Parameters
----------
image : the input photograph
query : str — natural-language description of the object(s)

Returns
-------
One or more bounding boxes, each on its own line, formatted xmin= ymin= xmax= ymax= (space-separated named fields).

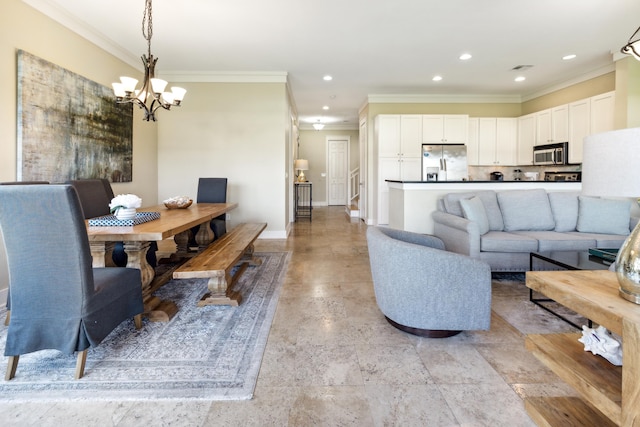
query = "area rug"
xmin=0 ymin=251 xmax=290 ymax=402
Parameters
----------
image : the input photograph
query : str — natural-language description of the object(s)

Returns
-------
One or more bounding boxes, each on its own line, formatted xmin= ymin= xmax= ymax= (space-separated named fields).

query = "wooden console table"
xmin=525 ymin=270 xmax=640 ymax=426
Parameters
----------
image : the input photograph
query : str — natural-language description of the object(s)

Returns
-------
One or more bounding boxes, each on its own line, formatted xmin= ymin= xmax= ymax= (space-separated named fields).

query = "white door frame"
xmin=359 ymin=118 xmax=368 ymax=222
xmin=326 ymin=136 xmax=350 ymax=206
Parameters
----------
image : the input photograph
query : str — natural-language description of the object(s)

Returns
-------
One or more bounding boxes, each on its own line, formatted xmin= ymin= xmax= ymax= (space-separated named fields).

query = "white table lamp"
xmin=582 ymin=127 xmax=640 ymax=303
xmin=294 ymin=159 xmax=309 ymax=182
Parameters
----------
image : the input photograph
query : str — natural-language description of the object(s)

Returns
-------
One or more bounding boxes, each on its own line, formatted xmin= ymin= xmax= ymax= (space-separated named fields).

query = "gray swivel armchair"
xmin=0 ymin=185 xmax=144 ymax=380
xmin=366 ymin=227 xmax=492 ymax=337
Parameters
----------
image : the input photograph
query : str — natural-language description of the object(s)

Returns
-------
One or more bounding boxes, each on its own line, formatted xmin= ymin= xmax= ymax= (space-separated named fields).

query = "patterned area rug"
xmin=0 ymin=251 xmax=290 ymax=401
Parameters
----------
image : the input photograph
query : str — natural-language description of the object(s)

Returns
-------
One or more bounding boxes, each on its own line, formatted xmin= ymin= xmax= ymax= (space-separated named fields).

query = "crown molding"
xmin=367 ymin=93 xmax=523 ymax=104
xmin=157 ymin=71 xmax=288 ymax=83
xmin=21 ymin=0 xmax=142 ymax=70
xmin=520 ymin=63 xmax=615 ymax=102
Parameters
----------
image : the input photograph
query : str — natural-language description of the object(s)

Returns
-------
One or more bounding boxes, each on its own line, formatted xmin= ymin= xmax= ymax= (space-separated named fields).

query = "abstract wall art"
xmin=17 ymin=50 xmax=133 ymax=183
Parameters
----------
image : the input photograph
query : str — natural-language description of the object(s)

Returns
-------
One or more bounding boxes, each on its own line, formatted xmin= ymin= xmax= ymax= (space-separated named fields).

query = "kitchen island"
xmin=387 ymin=180 xmax=582 ymax=234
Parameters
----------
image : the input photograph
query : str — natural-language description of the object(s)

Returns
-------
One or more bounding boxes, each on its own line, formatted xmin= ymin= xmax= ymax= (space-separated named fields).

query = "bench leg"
xmin=198 ymin=265 xmax=247 ymax=307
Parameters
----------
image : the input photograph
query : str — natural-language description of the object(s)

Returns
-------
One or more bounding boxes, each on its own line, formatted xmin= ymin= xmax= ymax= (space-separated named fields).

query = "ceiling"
xmin=23 ymin=0 xmax=640 ymax=129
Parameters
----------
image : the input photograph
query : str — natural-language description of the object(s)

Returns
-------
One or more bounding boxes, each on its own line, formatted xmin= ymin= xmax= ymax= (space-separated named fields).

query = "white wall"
xmin=157 ymin=82 xmax=291 ymax=238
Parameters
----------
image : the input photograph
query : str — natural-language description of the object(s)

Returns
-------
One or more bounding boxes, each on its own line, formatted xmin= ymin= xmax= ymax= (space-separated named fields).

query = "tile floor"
xmin=0 ymin=206 xmax=580 ymax=426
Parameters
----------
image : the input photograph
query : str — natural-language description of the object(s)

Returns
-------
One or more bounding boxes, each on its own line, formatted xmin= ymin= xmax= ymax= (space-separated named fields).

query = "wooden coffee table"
xmin=525 ymin=270 xmax=640 ymax=427
xmin=529 ymin=251 xmax=611 ymax=328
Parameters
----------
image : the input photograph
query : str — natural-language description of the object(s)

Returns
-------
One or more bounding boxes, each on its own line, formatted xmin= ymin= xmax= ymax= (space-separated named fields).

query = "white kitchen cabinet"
xmin=518 ymin=113 xmax=536 ymax=165
xmin=422 ymin=115 xmax=468 ymax=144
xmin=568 ymin=99 xmax=590 ymax=164
xmin=375 ymin=115 xmax=422 ymax=225
xmin=590 ymin=91 xmax=615 ymax=135
xmin=535 ymin=105 xmax=568 ymax=145
xmin=467 ymin=118 xmax=479 ymax=166
xmin=476 ymin=117 xmax=517 ymax=166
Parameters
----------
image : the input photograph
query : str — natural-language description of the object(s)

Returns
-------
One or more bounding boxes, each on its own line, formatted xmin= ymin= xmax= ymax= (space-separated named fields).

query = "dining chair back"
xmin=0 ymin=185 xmax=144 ymax=380
xmin=191 ymin=178 xmax=228 ymax=245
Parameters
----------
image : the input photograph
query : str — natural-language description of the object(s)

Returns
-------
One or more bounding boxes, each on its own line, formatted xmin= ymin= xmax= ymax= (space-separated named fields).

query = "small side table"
xmin=295 ymin=182 xmax=312 ymax=221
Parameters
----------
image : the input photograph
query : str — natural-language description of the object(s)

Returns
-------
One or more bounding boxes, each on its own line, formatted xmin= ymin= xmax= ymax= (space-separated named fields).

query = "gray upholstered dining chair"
xmin=0 ymin=185 xmax=144 ymax=380
xmin=366 ymin=226 xmax=492 ymax=338
xmin=190 ymin=177 xmax=228 ymax=247
xmin=67 ymin=179 xmax=157 ymax=268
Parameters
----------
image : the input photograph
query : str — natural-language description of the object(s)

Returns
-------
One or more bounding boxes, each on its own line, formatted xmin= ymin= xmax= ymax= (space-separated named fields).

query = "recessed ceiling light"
xmin=432 ymin=75 xmax=443 ymax=82
xmin=562 ymin=54 xmax=577 ymax=60
xmin=459 ymin=53 xmax=472 ymax=60
xmin=323 ymin=75 xmax=333 ymax=81
xmin=515 ymin=76 xmax=526 ymax=82
xmin=322 ymin=105 xmax=329 ymax=110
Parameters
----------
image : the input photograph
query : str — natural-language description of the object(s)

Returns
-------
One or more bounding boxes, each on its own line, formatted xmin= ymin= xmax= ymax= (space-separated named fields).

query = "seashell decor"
xmin=163 ymin=196 xmax=193 ymax=209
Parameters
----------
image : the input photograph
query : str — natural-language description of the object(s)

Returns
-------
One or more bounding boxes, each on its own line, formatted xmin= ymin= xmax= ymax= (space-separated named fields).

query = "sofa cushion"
xmin=548 ymin=191 xmax=580 ymax=232
xmin=443 ymin=190 xmax=504 ymax=231
xmin=460 ymin=196 xmax=490 ymax=235
xmin=480 ymin=231 xmax=538 ymax=253
xmin=513 ymin=231 xmax=596 ymax=252
xmin=497 ymin=189 xmax=555 ymax=232
xmin=576 ymin=196 xmax=631 ymax=235
xmin=562 ymin=231 xmax=628 ymax=248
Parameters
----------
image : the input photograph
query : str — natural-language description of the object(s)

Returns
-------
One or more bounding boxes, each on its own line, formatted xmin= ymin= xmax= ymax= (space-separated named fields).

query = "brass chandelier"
xmin=112 ymin=0 xmax=186 ymax=121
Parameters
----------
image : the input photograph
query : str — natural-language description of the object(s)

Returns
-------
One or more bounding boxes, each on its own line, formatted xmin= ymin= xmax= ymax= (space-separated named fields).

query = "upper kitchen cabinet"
xmin=377 ymin=115 xmax=401 ymax=157
xmin=517 ymin=113 xmax=536 ymax=165
xmin=467 ymin=118 xmax=479 ymax=166
xmin=568 ymin=91 xmax=615 ymax=164
xmin=535 ymin=105 xmax=568 ymax=145
xmin=590 ymin=91 xmax=615 ymax=135
xmin=477 ymin=118 xmax=517 ymax=166
xmin=399 ymin=115 xmax=423 ymax=157
xmin=422 ymin=115 xmax=468 ymax=144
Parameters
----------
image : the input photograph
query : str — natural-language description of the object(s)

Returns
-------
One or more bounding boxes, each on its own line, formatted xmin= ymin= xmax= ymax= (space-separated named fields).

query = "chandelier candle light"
xmin=112 ymin=0 xmax=186 ymax=121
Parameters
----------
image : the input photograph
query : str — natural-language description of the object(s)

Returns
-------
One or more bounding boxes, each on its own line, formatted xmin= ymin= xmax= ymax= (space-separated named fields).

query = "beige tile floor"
xmin=0 ymin=206 xmax=578 ymax=426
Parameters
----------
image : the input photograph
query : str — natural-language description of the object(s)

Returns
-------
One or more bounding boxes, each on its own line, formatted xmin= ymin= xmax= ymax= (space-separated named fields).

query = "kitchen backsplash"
xmin=468 ymin=164 xmax=582 ymax=181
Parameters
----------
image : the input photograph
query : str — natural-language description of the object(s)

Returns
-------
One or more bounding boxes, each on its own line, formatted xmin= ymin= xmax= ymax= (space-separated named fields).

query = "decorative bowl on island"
xmin=163 ymin=196 xmax=193 ymax=209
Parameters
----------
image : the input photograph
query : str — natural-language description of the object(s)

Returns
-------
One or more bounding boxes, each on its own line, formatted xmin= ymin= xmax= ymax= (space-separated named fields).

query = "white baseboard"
xmin=259 ymin=230 xmax=288 ymax=239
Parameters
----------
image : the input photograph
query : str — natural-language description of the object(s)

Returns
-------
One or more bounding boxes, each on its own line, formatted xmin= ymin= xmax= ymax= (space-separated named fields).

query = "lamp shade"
xmin=294 ymin=159 xmax=309 ymax=171
xmin=581 ymin=127 xmax=640 ymax=197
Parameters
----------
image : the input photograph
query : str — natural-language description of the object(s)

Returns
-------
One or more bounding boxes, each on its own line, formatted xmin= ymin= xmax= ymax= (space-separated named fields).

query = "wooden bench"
xmin=173 ymin=222 xmax=267 ymax=306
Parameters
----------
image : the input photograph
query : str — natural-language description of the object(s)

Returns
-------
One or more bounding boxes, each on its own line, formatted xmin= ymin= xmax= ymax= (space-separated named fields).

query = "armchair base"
xmin=385 ymin=316 xmax=462 ymax=338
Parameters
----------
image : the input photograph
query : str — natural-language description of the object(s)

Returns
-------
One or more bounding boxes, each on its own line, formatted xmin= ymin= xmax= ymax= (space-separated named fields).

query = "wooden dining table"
xmin=86 ymin=202 xmax=238 ymax=321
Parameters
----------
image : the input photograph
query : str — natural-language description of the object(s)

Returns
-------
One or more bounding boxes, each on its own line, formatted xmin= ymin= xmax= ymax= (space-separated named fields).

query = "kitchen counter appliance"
xmin=533 ymin=142 xmax=568 ymax=165
xmin=544 ymin=171 xmax=582 ymax=181
xmin=490 ymin=171 xmax=504 ymax=181
xmin=422 ymin=144 xmax=468 ymax=181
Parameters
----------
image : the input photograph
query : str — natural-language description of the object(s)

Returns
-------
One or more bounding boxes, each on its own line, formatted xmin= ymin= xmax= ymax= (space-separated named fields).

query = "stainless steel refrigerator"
xmin=422 ymin=144 xmax=468 ymax=181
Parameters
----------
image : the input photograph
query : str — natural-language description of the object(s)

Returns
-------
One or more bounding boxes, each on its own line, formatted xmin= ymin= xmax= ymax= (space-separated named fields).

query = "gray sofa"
xmin=366 ymin=226 xmax=492 ymax=337
xmin=432 ymin=189 xmax=636 ymax=272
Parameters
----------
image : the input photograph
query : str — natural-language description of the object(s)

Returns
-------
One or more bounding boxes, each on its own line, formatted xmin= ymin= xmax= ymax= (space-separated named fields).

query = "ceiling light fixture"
xmin=515 ymin=76 xmax=526 ymax=82
xmin=621 ymin=25 xmax=640 ymax=60
xmin=459 ymin=53 xmax=472 ymax=60
xmin=432 ymin=75 xmax=443 ymax=81
xmin=323 ymin=105 xmax=330 ymax=110
xmin=562 ymin=54 xmax=577 ymax=60
xmin=111 ymin=0 xmax=186 ymax=121
xmin=323 ymin=75 xmax=333 ymax=81
xmin=312 ymin=120 xmax=325 ymax=131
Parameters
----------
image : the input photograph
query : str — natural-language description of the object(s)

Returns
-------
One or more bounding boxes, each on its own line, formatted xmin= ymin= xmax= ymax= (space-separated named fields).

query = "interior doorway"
xmin=326 ymin=136 xmax=349 ymax=206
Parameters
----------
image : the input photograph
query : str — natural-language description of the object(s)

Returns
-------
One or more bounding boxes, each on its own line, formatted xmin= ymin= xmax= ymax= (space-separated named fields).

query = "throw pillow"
xmin=497 ymin=189 xmax=555 ymax=231
xmin=576 ymin=196 xmax=631 ymax=235
xmin=548 ymin=192 xmax=580 ymax=232
xmin=460 ymin=196 xmax=490 ymax=235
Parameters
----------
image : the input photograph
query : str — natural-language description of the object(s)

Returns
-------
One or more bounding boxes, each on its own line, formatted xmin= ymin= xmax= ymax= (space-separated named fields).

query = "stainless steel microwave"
xmin=533 ymin=142 xmax=568 ymax=165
